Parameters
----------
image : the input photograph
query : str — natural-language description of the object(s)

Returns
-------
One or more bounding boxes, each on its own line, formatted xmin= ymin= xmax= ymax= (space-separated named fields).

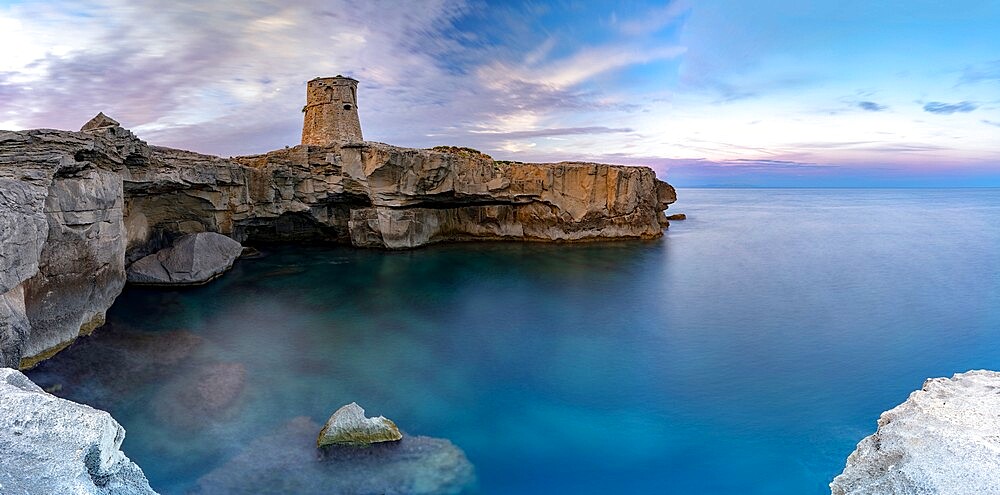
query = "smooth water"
xmin=28 ymin=188 xmax=1000 ymax=494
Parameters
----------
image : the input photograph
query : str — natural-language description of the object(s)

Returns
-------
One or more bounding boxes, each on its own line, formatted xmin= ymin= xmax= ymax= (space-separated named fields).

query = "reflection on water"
xmin=28 ymin=188 xmax=1000 ymax=494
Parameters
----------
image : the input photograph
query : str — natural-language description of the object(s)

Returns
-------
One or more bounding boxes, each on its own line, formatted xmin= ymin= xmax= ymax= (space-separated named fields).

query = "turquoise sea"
xmin=28 ymin=188 xmax=1000 ymax=494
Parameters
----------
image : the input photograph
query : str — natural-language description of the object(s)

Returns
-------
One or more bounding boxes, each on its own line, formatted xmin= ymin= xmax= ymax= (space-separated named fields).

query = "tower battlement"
xmin=301 ymin=75 xmax=363 ymax=145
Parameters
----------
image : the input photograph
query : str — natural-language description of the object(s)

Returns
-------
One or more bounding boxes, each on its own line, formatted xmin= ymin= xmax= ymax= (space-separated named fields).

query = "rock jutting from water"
xmin=194 ymin=416 xmax=476 ymax=495
xmin=318 ymin=402 xmax=404 ymax=446
xmin=0 ymin=75 xmax=676 ymax=368
xmin=127 ymin=232 xmax=243 ymax=285
xmin=830 ymin=370 xmax=1000 ymax=495
xmin=0 ymin=368 xmax=157 ymax=495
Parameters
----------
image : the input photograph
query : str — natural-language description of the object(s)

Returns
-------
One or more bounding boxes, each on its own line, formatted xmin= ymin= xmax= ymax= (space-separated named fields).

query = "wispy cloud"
xmin=469 ymin=126 xmax=634 ymax=139
xmin=477 ymin=44 xmax=685 ymax=91
xmin=0 ymin=0 xmax=475 ymax=153
xmin=960 ymin=60 xmax=1000 ymax=84
xmin=857 ymin=101 xmax=887 ymax=112
xmin=615 ymin=1 xmax=690 ymax=36
xmin=983 ymin=120 xmax=1000 ymax=128
xmin=923 ymin=101 xmax=978 ymax=114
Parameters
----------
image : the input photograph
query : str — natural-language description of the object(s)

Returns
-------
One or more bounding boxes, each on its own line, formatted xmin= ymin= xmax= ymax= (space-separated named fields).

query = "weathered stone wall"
xmin=301 ymin=77 xmax=363 ymax=145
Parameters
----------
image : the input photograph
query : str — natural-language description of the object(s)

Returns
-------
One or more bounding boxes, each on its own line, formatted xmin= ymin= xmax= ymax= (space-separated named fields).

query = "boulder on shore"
xmin=665 ymin=213 xmax=686 ymax=221
xmin=0 ymin=368 xmax=156 ymax=495
xmin=830 ymin=370 xmax=1000 ymax=495
xmin=127 ymin=232 xmax=242 ymax=286
xmin=318 ymin=402 xmax=403 ymax=446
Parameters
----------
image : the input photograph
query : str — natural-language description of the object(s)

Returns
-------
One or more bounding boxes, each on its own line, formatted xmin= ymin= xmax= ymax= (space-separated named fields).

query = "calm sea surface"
xmin=28 ymin=188 xmax=1000 ymax=494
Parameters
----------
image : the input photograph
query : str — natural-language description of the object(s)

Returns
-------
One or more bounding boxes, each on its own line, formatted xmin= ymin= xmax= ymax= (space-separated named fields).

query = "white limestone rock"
xmin=831 ymin=370 xmax=1000 ymax=495
xmin=0 ymin=368 xmax=156 ymax=495
xmin=127 ymin=232 xmax=242 ymax=285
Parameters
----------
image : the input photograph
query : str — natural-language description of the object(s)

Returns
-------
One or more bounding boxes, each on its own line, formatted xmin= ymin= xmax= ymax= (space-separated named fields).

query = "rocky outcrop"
xmin=227 ymin=143 xmax=674 ymax=249
xmin=831 ymin=370 xmax=1000 ymax=495
xmin=318 ymin=402 xmax=403 ymax=446
xmin=0 ymin=126 xmax=145 ymax=368
xmin=0 ymin=368 xmax=156 ymax=494
xmin=194 ymin=416 xmax=475 ymax=495
xmin=81 ymin=113 xmax=121 ymax=132
xmin=127 ymin=232 xmax=242 ymax=285
xmin=0 ymin=118 xmax=675 ymax=366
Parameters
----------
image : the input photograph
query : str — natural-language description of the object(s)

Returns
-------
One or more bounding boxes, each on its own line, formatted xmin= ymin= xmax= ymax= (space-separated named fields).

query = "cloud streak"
xmin=469 ymin=126 xmax=634 ymax=139
xmin=857 ymin=101 xmax=887 ymax=112
xmin=923 ymin=101 xmax=978 ymax=114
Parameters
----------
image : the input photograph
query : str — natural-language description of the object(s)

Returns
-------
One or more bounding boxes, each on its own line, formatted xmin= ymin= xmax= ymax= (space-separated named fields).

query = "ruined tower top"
xmin=301 ymin=75 xmax=363 ymax=146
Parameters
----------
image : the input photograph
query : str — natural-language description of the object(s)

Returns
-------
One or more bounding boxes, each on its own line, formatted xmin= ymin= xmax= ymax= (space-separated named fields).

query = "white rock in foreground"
xmin=127 ymin=232 xmax=242 ymax=285
xmin=0 ymin=368 xmax=156 ymax=494
xmin=831 ymin=370 xmax=1000 ymax=495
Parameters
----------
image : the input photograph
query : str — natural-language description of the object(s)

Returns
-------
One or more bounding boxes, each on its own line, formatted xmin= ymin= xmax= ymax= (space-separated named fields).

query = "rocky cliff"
xmin=0 ymin=120 xmax=675 ymax=367
xmin=0 ymin=367 xmax=156 ymax=494
xmin=831 ymin=370 xmax=1000 ymax=494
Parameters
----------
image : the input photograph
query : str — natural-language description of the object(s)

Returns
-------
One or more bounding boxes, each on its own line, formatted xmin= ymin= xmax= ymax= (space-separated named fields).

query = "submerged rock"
xmin=152 ymin=362 xmax=247 ymax=430
xmin=318 ymin=402 xmax=403 ymax=446
xmin=193 ymin=416 xmax=475 ymax=495
xmin=665 ymin=213 xmax=686 ymax=221
xmin=0 ymin=368 xmax=156 ymax=494
xmin=127 ymin=232 xmax=243 ymax=285
xmin=831 ymin=370 xmax=1000 ymax=495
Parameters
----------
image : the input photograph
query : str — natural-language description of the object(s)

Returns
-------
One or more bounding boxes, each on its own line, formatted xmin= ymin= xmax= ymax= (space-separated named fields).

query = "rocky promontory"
xmin=0 ymin=117 xmax=675 ymax=368
xmin=831 ymin=370 xmax=1000 ymax=494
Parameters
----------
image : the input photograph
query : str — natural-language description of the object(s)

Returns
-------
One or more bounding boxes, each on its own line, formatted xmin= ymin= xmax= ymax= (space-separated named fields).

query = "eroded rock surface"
xmin=318 ymin=402 xmax=403 ymax=446
xmin=1 ymin=126 xmax=141 ymax=368
xmin=831 ymin=370 xmax=1000 ymax=495
xmin=194 ymin=416 xmax=475 ymax=495
xmin=0 ymin=368 xmax=156 ymax=495
xmin=127 ymin=232 xmax=242 ymax=285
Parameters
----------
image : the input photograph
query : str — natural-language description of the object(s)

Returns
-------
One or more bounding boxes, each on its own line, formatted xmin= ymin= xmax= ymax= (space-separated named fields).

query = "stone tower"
xmin=301 ymin=75 xmax=363 ymax=145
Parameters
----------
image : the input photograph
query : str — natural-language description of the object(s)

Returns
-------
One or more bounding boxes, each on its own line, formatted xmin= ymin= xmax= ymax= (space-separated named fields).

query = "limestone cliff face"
xmin=0 ymin=123 xmax=675 ymax=366
xmin=0 ymin=127 xmax=143 ymax=367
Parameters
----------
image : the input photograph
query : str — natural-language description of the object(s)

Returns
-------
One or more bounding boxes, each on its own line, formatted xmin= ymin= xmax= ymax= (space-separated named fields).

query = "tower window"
xmin=343 ymin=104 xmax=353 ymax=110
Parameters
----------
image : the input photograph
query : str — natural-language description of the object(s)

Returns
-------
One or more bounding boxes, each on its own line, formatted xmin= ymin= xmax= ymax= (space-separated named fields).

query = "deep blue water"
xmin=28 ymin=188 xmax=1000 ymax=494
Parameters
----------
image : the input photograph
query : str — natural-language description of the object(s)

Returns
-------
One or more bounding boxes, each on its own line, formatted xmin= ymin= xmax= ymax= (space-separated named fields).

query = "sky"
xmin=1 ymin=0 xmax=999 ymax=186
